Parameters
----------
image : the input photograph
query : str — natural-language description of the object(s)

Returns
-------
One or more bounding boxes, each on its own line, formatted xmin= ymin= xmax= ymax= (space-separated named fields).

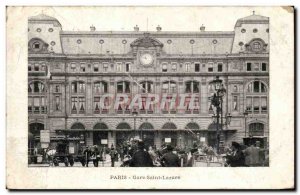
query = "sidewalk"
xmin=29 ymin=160 xmax=122 ymax=167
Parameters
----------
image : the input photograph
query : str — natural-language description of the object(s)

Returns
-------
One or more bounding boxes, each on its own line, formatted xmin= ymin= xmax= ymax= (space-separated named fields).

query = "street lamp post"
xmin=132 ymin=109 xmax=138 ymax=139
xmin=243 ymin=110 xmax=248 ymax=137
xmin=211 ymin=76 xmax=226 ymax=154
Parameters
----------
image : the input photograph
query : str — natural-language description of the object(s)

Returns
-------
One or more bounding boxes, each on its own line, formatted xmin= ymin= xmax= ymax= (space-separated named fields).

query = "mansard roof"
xmin=235 ymin=14 xmax=269 ymax=27
xmin=29 ymin=14 xmax=62 ymax=27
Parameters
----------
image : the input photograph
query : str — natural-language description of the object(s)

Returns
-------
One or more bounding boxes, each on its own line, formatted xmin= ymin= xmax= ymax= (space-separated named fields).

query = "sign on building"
xmin=165 ymin=138 xmax=171 ymax=143
xmin=40 ymin=130 xmax=50 ymax=143
xmin=101 ymin=139 xmax=108 ymax=144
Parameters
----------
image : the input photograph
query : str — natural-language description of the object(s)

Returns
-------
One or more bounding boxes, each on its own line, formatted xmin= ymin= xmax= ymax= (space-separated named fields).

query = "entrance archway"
xmin=161 ymin=122 xmax=177 ymax=147
xmin=116 ymin=122 xmax=132 ymax=147
xmin=139 ymin=122 xmax=155 ymax=150
xmin=93 ymin=123 xmax=108 ymax=146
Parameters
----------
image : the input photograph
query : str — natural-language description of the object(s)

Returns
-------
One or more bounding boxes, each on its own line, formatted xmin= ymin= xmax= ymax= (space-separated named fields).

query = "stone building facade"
xmin=28 ymin=13 xmax=269 ymax=151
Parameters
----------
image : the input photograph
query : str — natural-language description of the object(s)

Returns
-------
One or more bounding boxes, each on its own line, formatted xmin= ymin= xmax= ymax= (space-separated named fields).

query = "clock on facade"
xmin=140 ymin=53 xmax=154 ymax=66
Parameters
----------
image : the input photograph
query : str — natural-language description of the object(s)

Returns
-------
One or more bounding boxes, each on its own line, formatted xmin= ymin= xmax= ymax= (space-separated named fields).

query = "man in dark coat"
xmin=160 ymin=145 xmax=180 ymax=167
xmin=129 ymin=141 xmax=154 ymax=167
xmin=226 ymin=142 xmax=245 ymax=167
xmin=83 ymin=146 xmax=91 ymax=167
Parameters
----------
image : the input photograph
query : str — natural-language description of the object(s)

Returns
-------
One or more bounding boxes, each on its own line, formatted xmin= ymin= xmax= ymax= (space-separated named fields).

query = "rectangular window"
xmin=247 ymin=63 xmax=252 ymax=71
xmin=233 ymin=96 xmax=238 ymax=111
xmin=218 ymin=63 xmax=223 ymax=72
xmin=261 ymin=97 xmax=267 ymax=113
xmin=208 ymin=63 xmax=213 ymax=72
xmin=254 ymin=63 xmax=260 ymax=71
xmin=34 ymin=64 xmax=39 ymax=71
xmin=116 ymin=64 xmax=122 ymax=72
xmin=28 ymin=66 xmax=32 ymax=71
xmin=94 ymin=97 xmax=100 ymax=114
xmin=80 ymin=64 xmax=86 ymax=72
xmin=71 ymin=83 xmax=77 ymax=93
xmin=246 ymin=97 xmax=252 ymax=112
xmin=55 ymin=96 xmax=60 ymax=111
xmin=162 ymin=64 xmax=167 ymax=72
xmin=41 ymin=97 xmax=46 ymax=113
xmin=71 ymin=97 xmax=77 ymax=113
xmin=103 ymin=63 xmax=108 ymax=72
xmin=117 ymin=83 xmax=123 ymax=93
xmin=253 ymin=97 xmax=260 ymax=113
xmin=185 ymin=63 xmax=191 ymax=72
xmin=55 ymin=85 xmax=60 ymax=93
xmin=79 ymin=83 xmax=85 ymax=93
xmin=79 ymin=97 xmax=85 ymax=113
xmin=195 ymin=63 xmax=200 ymax=72
xmin=34 ymin=97 xmax=40 ymax=113
xmin=162 ymin=83 xmax=168 ymax=93
xmin=71 ymin=63 xmax=76 ymax=72
xmin=126 ymin=63 xmax=130 ymax=72
xmin=254 ymin=81 xmax=260 ymax=93
xmin=172 ymin=64 xmax=177 ymax=72
xmin=262 ymin=63 xmax=267 ymax=71
xmin=170 ymin=83 xmax=176 ymax=93
xmin=94 ymin=64 xmax=99 ymax=72
xmin=185 ymin=83 xmax=191 ymax=93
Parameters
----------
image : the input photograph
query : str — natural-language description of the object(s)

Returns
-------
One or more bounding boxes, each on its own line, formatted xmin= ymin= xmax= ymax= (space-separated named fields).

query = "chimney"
xmin=200 ymin=24 xmax=205 ymax=32
xmin=156 ymin=25 xmax=162 ymax=32
xmin=134 ymin=25 xmax=139 ymax=32
xmin=90 ymin=25 xmax=96 ymax=31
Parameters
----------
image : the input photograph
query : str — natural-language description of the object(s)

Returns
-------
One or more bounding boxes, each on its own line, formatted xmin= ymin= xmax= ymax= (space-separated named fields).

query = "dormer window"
xmin=34 ymin=42 xmax=40 ymax=49
xmin=253 ymin=42 xmax=261 ymax=49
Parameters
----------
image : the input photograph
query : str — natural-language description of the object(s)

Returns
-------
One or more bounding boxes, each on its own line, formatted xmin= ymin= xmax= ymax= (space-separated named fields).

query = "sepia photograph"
xmin=6 ymin=6 xmax=294 ymax=189
xmin=27 ymin=9 xmax=269 ymax=168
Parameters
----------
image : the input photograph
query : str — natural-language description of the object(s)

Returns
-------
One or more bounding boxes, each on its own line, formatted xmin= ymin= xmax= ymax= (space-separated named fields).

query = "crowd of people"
xmin=41 ymin=138 xmax=268 ymax=167
xmin=72 ymin=139 xmax=268 ymax=167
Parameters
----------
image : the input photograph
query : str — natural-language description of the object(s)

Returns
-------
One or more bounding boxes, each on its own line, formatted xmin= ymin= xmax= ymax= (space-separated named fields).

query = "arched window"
xmin=117 ymin=81 xmax=131 ymax=93
xmin=116 ymin=123 xmax=131 ymax=130
xmin=71 ymin=123 xmax=85 ymax=129
xmin=139 ymin=123 xmax=154 ymax=130
xmin=162 ymin=81 xmax=177 ymax=93
xmin=249 ymin=123 xmax=264 ymax=136
xmin=185 ymin=122 xmax=200 ymax=130
xmin=71 ymin=81 xmax=85 ymax=93
xmin=246 ymin=81 xmax=268 ymax=114
xmin=94 ymin=81 xmax=108 ymax=94
xmin=247 ymin=81 xmax=267 ymax=93
xmin=93 ymin=123 xmax=108 ymax=130
xmin=28 ymin=81 xmax=45 ymax=93
xmin=140 ymin=81 xmax=153 ymax=93
xmin=93 ymin=123 xmax=109 ymax=146
xmin=29 ymin=122 xmax=44 ymax=136
xmin=162 ymin=122 xmax=177 ymax=130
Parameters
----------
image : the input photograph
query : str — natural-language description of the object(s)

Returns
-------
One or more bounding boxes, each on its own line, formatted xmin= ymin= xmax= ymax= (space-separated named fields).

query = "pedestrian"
xmin=110 ymin=147 xmax=117 ymax=167
xmin=129 ymin=140 xmax=154 ymax=167
xmin=160 ymin=145 xmax=180 ymax=167
xmin=92 ymin=145 xmax=100 ymax=167
xmin=226 ymin=142 xmax=245 ymax=167
xmin=244 ymin=142 xmax=260 ymax=167
xmin=148 ymin=146 xmax=157 ymax=162
xmin=83 ymin=146 xmax=91 ymax=167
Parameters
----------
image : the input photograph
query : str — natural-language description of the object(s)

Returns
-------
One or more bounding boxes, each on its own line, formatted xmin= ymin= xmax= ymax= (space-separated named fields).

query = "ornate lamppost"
xmin=132 ymin=109 xmax=138 ymax=139
xmin=210 ymin=76 xmax=232 ymax=154
xmin=243 ymin=110 xmax=248 ymax=137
